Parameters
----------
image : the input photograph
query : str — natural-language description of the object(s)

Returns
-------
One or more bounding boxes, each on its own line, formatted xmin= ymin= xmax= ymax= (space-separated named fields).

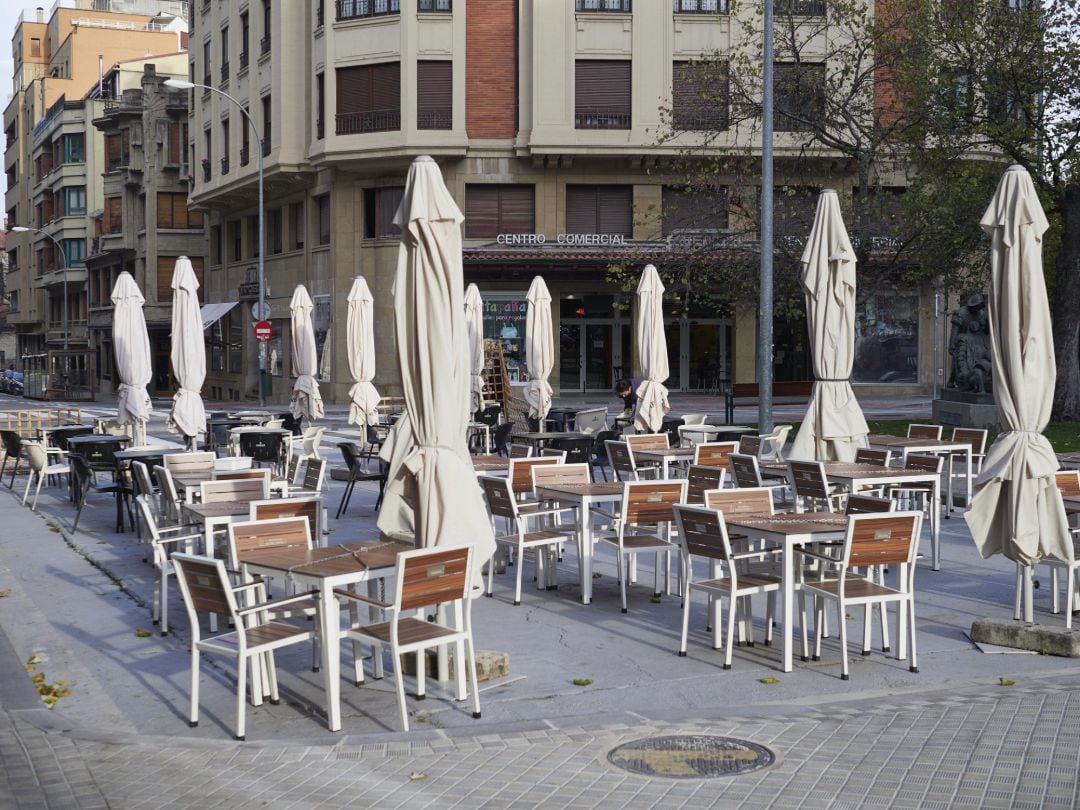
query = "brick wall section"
xmin=466 ymin=0 xmax=516 ymax=139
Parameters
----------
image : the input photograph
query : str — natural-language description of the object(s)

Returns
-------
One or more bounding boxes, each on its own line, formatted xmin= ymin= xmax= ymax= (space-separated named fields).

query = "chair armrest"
xmin=237 ymin=590 xmax=317 ymax=617
xmin=332 ymin=588 xmax=392 ymax=609
xmin=153 ymin=532 xmax=204 ymax=545
xmin=793 ymin=548 xmax=838 ymax=564
xmin=730 ymin=548 xmax=782 ymax=561
xmin=589 ymin=507 xmax=621 ymax=521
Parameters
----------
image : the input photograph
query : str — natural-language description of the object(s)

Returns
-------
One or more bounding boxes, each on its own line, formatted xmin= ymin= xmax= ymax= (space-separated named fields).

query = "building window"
xmin=291 ymin=202 xmax=304 ymax=249
xmin=774 ymin=63 xmax=825 ymax=132
xmin=63 ymin=239 xmax=85 ymax=267
xmin=565 ymin=185 xmax=633 ymax=235
xmin=261 ymin=95 xmax=272 ymax=154
xmin=464 ymin=185 xmax=534 ymax=239
xmin=105 ymin=196 xmax=122 ymax=233
xmin=158 ymin=257 xmax=204 ymax=302
xmin=220 ymin=25 xmax=230 ymax=81
xmin=313 ymin=294 xmax=331 ymax=380
xmin=229 ymin=220 xmax=242 ymax=260
xmin=62 ymin=186 xmax=86 ymax=217
xmin=774 ymin=185 xmax=819 ymax=242
xmin=30 ymin=38 xmax=41 ymax=57
xmin=166 ymin=121 xmax=185 ymax=164
xmin=241 ymin=108 xmax=250 ymax=165
xmin=240 ymin=12 xmax=249 ymax=68
xmin=315 ymin=73 xmax=325 ymax=139
xmin=270 ymin=208 xmax=283 ymax=253
xmin=317 ymin=195 xmax=331 ymax=244
xmin=211 ymin=224 xmax=222 ymax=265
xmin=662 ymin=185 xmax=728 ymax=235
xmin=417 ymin=61 xmax=452 ymax=130
xmin=336 ymin=0 xmax=401 ymax=21
xmin=105 ymin=132 xmax=129 ymax=172
xmin=575 ymin=60 xmax=631 ymax=129
xmin=248 ymin=215 xmax=260 ymax=257
xmin=261 ymin=0 xmax=272 ymax=54
xmin=202 ymin=41 xmax=212 ymax=86
xmin=776 ymin=0 xmax=827 ymax=16
xmin=854 ymin=293 xmax=918 ymax=384
xmin=673 ymin=61 xmax=729 ymax=131
xmin=418 ymin=0 xmax=452 ymax=9
xmin=576 ymin=0 xmax=632 ymax=10
xmin=157 ymin=193 xmax=204 ymax=230
xmin=363 ymin=187 xmax=403 ymax=239
xmin=60 ymin=133 xmax=84 ymax=163
xmin=336 ymin=62 xmax=401 ymax=134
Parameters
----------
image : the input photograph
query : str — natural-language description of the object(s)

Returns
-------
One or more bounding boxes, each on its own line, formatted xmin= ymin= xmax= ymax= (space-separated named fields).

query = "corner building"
xmin=189 ymin=0 xmax=934 ymax=405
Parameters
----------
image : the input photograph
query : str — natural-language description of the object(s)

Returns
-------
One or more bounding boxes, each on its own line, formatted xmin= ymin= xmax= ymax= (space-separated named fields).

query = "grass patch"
xmin=864 ymin=419 xmax=1080 ymax=452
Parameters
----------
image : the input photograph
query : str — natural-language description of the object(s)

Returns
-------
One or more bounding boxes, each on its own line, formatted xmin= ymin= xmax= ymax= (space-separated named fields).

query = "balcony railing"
xmin=203 ymin=73 xmax=212 ymax=87
xmin=417 ymin=107 xmax=452 ymax=130
xmin=260 ymin=35 xmax=271 ymax=55
xmin=576 ymin=0 xmax=631 ymax=11
xmin=239 ymin=50 xmax=249 ymax=70
xmin=261 ymin=139 xmax=271 ymax=157
xmin=220 ymin=156 xmax=230 ymax=175
xmin=673 ymin=0 xmax=728 ymax=12
xmin=336 ymin=0 xmax=401 ymax=21
xmin=240 ymin=145 xmax=250 ymax=166
xmin=574 ymin=108 xmax=632 ymax=129
xmin=776 ymin=0 xmax=826 ymax=15
xmin=220 ymin=62 xmax=230 ymax=82
xmin=316 ymin=118 xmax=324 ymax=139
xmin=336 ymin=109 xmax=401 ymax=134
xmin=417 ymin=0 xmax=452 ymax=10
xmin=202 ymin=161 xmax=212 ymax=181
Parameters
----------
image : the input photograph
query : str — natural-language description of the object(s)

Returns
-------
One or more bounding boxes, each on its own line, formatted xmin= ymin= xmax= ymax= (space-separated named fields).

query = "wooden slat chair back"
xmin=606 ymin=440 xmax=637 ymax=481
xmin=508 ymin=456 xmax=561 ymax=494
xmin=854 ymin=448 xmax=891 ymax=466
xmin=622 ymin=481 xmax=686 ymax=526
xmin=705 ymin=487 xmax=775 ymax=518
xmin=626 ymin=434 xmax=669 ymax=452
xmin=951 ymin=427 xmax=988 ymax=454
xmin=399 ymin=546 xmax=472 ymax=612
xmin=728 ymin=452 xmax=766 ymax=489
xmin=907 ymin=424 xmax=942 ymax=440
xmin=672 ymin=504 xmax=734 ymax=564
xmin=164 ymin=452 xmax=216 ymax=477
xmin=228 ymin=516 xmax=311 ymax=571
xmin=286 ymin=454 xmax=301 ymax=485
xmin=788 ymin=460 xmax=839 ymax=511
xmin=845 ymin=494 xmax=895 ymax=514
xmin=216 ymin=469 xmax=272 ymax=485
xmin=480 ymin=474 xmax=518 ymax=521
xmin=738 ymin=435 xmax=763 ymax=456
xmin=685 ymin=464 xmax=724 ymax=505
xmin=173 ymin=555 xmax=235 ymax=616
xmin=845 ymin=513 xmax=921 ymax=569
xmin=530 ymin=462 xmax=590 ymax=493
xmin=250 ymin=497 xmax=321 ymax=542
xmin=508 ymin=444 xmax=533 ymax=459
xmin=574 ymin=408 xmax=609 ymax=435
xmin=904 ymin=453 xmax=944 ymax=474
xmin=153 ymin=464 xmax=182 ymax=521
xmin=694 ymin=441 xmax=738 ymax=468
xmin=200 ymin=478 xmax=269 ymax=504
xmin=299 ymin=457 xmax=326 ymax=492
xmin=540 ymin=448 xmax=568 ymax=460
xmin=1055 ymin=470 xmax=1080 ymax=497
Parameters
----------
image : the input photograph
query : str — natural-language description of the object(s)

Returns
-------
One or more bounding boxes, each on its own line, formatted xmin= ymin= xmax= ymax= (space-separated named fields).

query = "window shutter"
xmin=464 ymin=186 xmax=500 ymax=239
xmin=156 ymin=193 xmax=171 ymax=228
xmin=565 ymin=186 xmax=597 ymax=234
xmin=597 ymin=186 xmax=633 ymax=235
xmin=167 ymin=121 xmax=181 ymax=163
xmin=575 ymin=60 xmax=631 ymax=114
xmin=673 ymin=62 xmax=728 ymax=130
xmin=499 ymin=186 xmax=534 ymax=234
xmin=156 ymin=256 xmax=172 ymax=300
xmin=336 ymin=65 xmax=373 ymax=113
xmin=173 ymin=194 xmax=188 ymax=228
xmin=106 ymin=134 xmax=121 ymax=166
xmin=190 ymin=257 xmax=205 ymax=298
xmin=417 ymin=61 xmax=452 ymax=108
xmin=371 ymin=62 xmax=400 ymax=112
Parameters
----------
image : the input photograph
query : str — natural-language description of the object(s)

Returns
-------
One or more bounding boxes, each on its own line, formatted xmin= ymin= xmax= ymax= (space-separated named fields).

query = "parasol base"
xmin=970 ymin=619 xmax=1080 ymax=657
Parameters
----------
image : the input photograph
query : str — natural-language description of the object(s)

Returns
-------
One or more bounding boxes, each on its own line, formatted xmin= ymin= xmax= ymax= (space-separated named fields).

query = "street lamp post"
xmin=11 ymin=225 xmax=69 ymax=350
xmin=164 ymin=78 xmax=267 ymax=408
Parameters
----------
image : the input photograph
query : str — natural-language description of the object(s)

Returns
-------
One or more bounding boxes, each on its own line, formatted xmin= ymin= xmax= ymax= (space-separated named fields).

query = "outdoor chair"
xmin=729 ymin=453 xmax=789 ymax=503
xmin=335 ymin=545 xmax=482 ymax=732
xmin=947 ymin=427 xmax=987 ymax=506
xmin=134 ymin=495 xmax=203 ymax=636
xmin=290 ymin=426 xmax=325 ymax=461
xmin=797 ymin=512 xmax=924 ymax=680
xmin=685 ymin=464 xmax=725 ymax=505
xmin=694 ymin=441 xmax=739 ymax=475
xmin=672 ymin=504 xmax=781 ymax=668
xmin=845 ymin=494 xmax=895 ymax=514
xmin=1055 ymin=470 xmax=1080 ymax=496
xmin=336 ymin=442 xmax=387 ymax=518
xmin=481 ymin=474 xmax=572 ymax=604
xmin=574 ymin=408 xmax=609 ymax=435
xmin=759 ymin=425 xmax=792 ymax=462
xmin=250 ymin=498 xmax=322 ymax=547
xmin=164 ymin=452 xmax=216 ymax=479
xmin=625 ymin=433 xmax=669 ymax=480
xmin=599 ymin=480 xmax=687 ymax=613
xmin=172 ymin=553 xmax=317 ymax=741
xmin=1 ymin=429 xmax=28 ymax=488
xmin=21 ymin=440 xmax=69 ymax=511
xmin=507 ymin=456 xmax=562 ymax=497
xmin=129 ymin=460 xmax=158 ymax=541
xmin=907 ymin=423 xmax=943 ymax=440
xmin=286 ymin=456 xmax=327 ymax=497
xmin=539 ymin=448 xmax=568 ymax=460
xmin=887 ymin=453 xmax=944 ymax=518
xmin=71 ymin=453 xmax=129 ymax=533
xmin=589 ymin=429 xmax=619 ymax=481
xmin=788 ymin=460 xmax=846 ymax=513
xmin=854 ymin=447 xmax=892 ymax=466
xmin=492 ymin=423 xmax=515 ymax=456
xmin=199 ymin=478 xmax=269 ymax=504
xmin=360 ymin=423 xmax=386 ymax=469
xmin=660 ymin=418 xmax=685 ymax=449
xmin=153 ymin=464 xmax=184 ymax=524
xmin=508 ymin=443 xmax=533 ymax=459
xmin=738 ymin=435 xmax=763 ymax=456
xmin=263 ymin=419 xmax=285 ymax=430
xmin=548 ymin=436 xmax=593 ymax=466
xmin=238 ymin=432 xmax=288 ymax=475
xmin=606 ymin=440 xmax=641 ymax=482
xmin=280 ymin=412 xmax=304 ymax=436
xmin=1032 ymin=487 xmax=1080 ymax=628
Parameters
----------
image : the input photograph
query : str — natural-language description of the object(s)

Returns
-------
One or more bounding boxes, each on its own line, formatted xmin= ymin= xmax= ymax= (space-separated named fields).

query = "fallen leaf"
xmin=0 ymin=589 xmax=10 ymax=598
xmin=409 ymin=772 xmax=427 ymax=781
xmin=999 ymin=678 xmax=1015 ymax=687
xmin=31 ymin=673 xmax=45 ymax=684
xmin=24 ymin=666 xmax=35 ymax=673
xmin=572 ymin=678 xmax=593 ymax=686
xmin=26 ymin=654 xmax=43 ymax=665
xmin=592 ymin=573 xmax=602 ymax=579
xmin=134 ymin=629 xmax=152 ymax=638
xmin=760 ymin=677 xmax=780 ymax=684
xmin=649 ymin=596 xmax=662 ymax=604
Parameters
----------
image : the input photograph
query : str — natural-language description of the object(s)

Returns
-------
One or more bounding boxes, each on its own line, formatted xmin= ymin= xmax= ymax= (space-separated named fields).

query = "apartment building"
xmin=88 ymin=60 xmax=203 ymax=399
xmin=3 ymin=0 xmax=186 ymax=387
xmin=188 ymin=0 xmax=932 ymax=405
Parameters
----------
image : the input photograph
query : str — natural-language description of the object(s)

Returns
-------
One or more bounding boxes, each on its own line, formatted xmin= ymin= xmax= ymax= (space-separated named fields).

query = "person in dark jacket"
xmin=614 ymin=378 xmax=641 ymax=425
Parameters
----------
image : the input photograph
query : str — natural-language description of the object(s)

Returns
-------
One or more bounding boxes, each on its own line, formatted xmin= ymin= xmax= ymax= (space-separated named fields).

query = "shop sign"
xmin=495 ymin=233 xmax=627 ymax=246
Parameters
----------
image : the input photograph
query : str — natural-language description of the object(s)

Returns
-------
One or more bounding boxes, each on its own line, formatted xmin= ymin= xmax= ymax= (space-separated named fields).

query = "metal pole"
xmin=758 ymin=0 xmax=775 ymax=434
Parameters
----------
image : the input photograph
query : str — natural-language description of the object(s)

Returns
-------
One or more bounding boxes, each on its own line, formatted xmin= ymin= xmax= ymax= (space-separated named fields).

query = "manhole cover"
xmin=607 ymin=735 xmax=775 ymax=779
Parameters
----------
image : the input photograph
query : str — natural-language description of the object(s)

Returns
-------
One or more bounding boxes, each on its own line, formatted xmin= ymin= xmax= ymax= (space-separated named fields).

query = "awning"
xmin=199 ymin=302 xmax=239 ymax=330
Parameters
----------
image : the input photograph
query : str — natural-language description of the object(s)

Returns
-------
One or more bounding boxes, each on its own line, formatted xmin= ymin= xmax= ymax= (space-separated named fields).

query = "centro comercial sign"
xmin=495 ymin=233 xmax=628 ymax=246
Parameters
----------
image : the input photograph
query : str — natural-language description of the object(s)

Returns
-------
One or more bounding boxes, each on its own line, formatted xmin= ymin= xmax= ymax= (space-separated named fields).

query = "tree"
xmin=892 ymin=0 xmax=1080 ymax=417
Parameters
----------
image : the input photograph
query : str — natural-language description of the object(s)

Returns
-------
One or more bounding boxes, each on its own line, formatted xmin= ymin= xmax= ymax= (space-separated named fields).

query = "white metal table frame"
xmin=866 ymin=436 xmax=972 ymax=516
xmin=634 ymin=447 xmax=695 ymax=480
xmin=535 ymin=483 xmax=624 ymax=605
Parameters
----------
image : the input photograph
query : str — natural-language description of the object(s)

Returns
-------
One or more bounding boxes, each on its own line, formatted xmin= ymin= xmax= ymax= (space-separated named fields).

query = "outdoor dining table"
xmin=466 ymin=422 xmax=492 ymax=454
xmin=38 ymin=424 xmax=95 ymax=449
xmin=532 ymin=481 xmax=624 ymax=604
xmin=471 ymin=455 xmax=509 ymax=475
xmin=172 ymin=470 xmax=290 ymax=501
xmin=238 ymin=539 xmax=412 ymax=732
xmin=1058 ymin=453 xmax=1080 ymax=471
xmin=634 ymin=446 xmax=695 ymax=479
xmin=1061 ymin=495 xmax=1080 ymax=514
xmin=721 ymin=511 xmax=848 ymax=673
xmin=113 ymin=446 xmax=185 ymax=471
xmin=761 ymin=461 xmax=944 ymax=569
xmin=513 ymin=431 xmax=590 ymax=451
xmin=678 ymin=424 xmax=754 ymax=443
xmin=182 ymin=499 xmax=256 ymax=555
xmin=866 ymin=434 xmax=972 ymax=515
xmin=544 ymin=407 xmax=579 ymax=432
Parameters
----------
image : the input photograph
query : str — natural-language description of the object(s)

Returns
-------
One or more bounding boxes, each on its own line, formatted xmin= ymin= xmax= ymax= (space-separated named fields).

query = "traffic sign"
xmin=251 ymin=301 xmax=271 ymax=321
xmin=254 ymin=320 xmax=272 ymax=342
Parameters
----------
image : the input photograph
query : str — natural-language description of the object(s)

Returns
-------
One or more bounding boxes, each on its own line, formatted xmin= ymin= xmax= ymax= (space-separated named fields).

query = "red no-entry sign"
xmin=254 ymin=320 xmax=272 ymax=342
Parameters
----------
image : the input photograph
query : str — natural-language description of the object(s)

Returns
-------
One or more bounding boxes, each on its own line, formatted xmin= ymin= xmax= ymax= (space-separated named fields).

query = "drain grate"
xmin=607 ymin=734 xmax=775 ymax=779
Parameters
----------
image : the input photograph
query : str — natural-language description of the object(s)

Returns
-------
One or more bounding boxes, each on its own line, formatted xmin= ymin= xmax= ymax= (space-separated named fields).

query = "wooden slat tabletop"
xmin=537 ymin=482 xmax=623 ymax=497
xmin=866 ymin=434 xmax=956 ymax=449
xmin=635 ymin=448 xmax=694 ymax=458
xmin=1062 ymin=495 xmax=1080 ymax=514
xmin=725 ymin=511 xmax=847 ymax=535
xmin=239 ymin=540 xmax=411 ymax=577
xmin=184 ymin=500 xmax=254 ymax=519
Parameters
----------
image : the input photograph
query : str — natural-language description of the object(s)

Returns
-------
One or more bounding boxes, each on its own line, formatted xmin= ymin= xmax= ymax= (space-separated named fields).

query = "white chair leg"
xmin=679 ymin=583 xmax=692 ymax=656
xmin=838 ymin=600 xmax=850 ymax=680
xmin=235 ymin=653 xmax=247 ymax=740
xmin=32 ymin=474 xmax=45 ymax=510
xmin=393 ymin=646 xmax=409 ymax=732
xmin=1067 ymin=569 xmax=1076 ymax=630
xmin=908 ymin=598 xmax=919 ymax=673
xmin=416 ymin=647 xmax=427 ymax=699
xmin=617 ymin=551 xmax=628 ymax=614
xmin=1051 ymin=567 xmax=1060 ymax=614
xmin=513 ymin=542 xmax=525 ymax=606
xmin=188 ymin=647 xmax=200 ymax=728
xmin=465 ymin=635 xmax=482 ymax=719
xmin=653 ymin=552 xmax=661 ymax=598
xmin=453 ymin=638 xmax=466 ymax=701
xmin=265 ymin=650 xmax=280 ymax=704
xmin=723 ymin=593 xmax=737 ymax=669
xmin=160 ymin=569 xmax=169 ymax=635
xmin=22 ymin=470 xmax=34 ymax=505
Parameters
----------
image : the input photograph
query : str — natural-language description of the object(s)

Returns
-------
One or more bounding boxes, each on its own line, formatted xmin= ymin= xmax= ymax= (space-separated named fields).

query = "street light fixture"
xmin=10 ymin=225 xmax=69 ymax=350
xmin=164 ymin=77 xmax=268 ymax=407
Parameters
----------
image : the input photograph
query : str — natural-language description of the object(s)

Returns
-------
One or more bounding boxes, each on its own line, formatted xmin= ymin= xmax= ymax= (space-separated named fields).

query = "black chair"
xmin=238 ymin=431 xmax=287 ymax=473
xmin=492 ymin=423 xmax=515 ymax=457
xmin=337 ymin=442 xmax=387 ymax=518
xmin=361 ymin=424 xmax=386 ymax=469
xmin=71 ymin=454 xmax=128 ymax=533
xmin=473 ymin=405 xmax=501 ymax=427
xmin=0 ymin=430 xmax=26 ymax=488
xmin=51 ymin=426 xmax=94 ymax=453
xmin=526 ymin=416 xmax=541 ymax=433
xmin=280 ymin=412 xmax=304 ymax=436
xmin=548 ymin=436 xmax=593 ymax=466
xmin=660 ymin=418 xmax=685 ymax=448
xmin=590 ymin=430 xmax=619 ymax=481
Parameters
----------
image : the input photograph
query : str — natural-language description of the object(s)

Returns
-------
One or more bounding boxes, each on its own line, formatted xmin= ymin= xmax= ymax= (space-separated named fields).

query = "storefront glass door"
xmin=560 ymin=320 xmax=624 ymax=392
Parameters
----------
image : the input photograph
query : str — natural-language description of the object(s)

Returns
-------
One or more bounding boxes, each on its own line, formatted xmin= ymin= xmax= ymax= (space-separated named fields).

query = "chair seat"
xmin=43 ymin=463 xmax=70 ymax=475
xmin=602 ymin=533 xmax=676 ymax=551
xmin=352 ymin=616 xmax=463 ymax=647
xmin=198 ymin=620 xmax=312 ymax=654
xmin=694 ymin=573 xmax=782 ymax=592
xmin=495 ymin=529 xmax=567 ymax=548
xmin=803 ymin=577 xmax=906 ymax=602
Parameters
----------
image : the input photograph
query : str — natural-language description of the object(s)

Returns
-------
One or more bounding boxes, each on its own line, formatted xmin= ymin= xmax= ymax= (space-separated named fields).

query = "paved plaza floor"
xmin=0 ymin=396 xmax=1078 ymax=808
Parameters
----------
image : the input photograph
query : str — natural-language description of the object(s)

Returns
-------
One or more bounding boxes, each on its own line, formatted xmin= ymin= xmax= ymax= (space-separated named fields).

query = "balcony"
xmin=240 ymin=146 xmax=250 ymax=167
xmin=220 ymin=62 xmax=230 ymax=82
xmin=32 ymin=267 xmax=88 ymax=290
xmin=239 ymin=50 xmax=249 ymax=70
xmin=673 ymin=0 xmax=728 ymax=11
xmin=576 ymin=0 xmax=631 ymax=10
xmin=260 ymin=35 xmax=271 ymax=56
xmin=316 ymin=118 xmax=324 ymax=139
xmin=417 ymin=0 xmax=451 ymax=10
xmin=202 ymin=161 xmax=212 ymax=182
xmin=336 ymin=0 xmax=400 ymax=22
xmin=203 ymin=73 xmax=212 ymax=88
xmin=220 ymin=156 xmax=230 ymax=175
xmin=574 ymin=108 xmax=632 ymax=129
xmin=417 ymin=106 xmax=452 ymax=130
xmin=336 ymin=109 xmax=400 ymax=134
xmin=262 ymin=139 xmax=271 ymax=157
